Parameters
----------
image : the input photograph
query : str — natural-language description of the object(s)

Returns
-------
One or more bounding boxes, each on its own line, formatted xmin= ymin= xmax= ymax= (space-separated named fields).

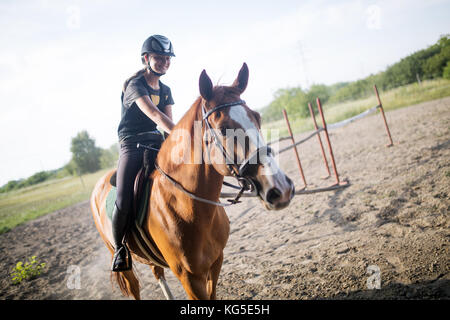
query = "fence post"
xmin=316 ymin=98 xmax=347 ymax=186
xmin=373 ymin=84 xmax=394 ymax=147
xmin=282 ymin=109 xmax=307 ymax=189
xmin=308 ymin=102 xmax=331 ymax=179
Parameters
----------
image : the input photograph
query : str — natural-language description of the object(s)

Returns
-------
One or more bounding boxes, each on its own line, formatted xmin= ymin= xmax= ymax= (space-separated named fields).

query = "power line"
xmin=297 ymin=41 xmax=311 ymax=89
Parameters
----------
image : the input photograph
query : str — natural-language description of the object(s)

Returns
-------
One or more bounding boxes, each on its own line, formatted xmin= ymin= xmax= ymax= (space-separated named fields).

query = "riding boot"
xmin=111 ymin=203 xmax=132 ymax=272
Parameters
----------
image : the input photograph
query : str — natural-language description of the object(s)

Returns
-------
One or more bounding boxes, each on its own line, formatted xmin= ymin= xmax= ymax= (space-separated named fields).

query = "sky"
xmin=1 ymin=0 xmax=449 ymax=186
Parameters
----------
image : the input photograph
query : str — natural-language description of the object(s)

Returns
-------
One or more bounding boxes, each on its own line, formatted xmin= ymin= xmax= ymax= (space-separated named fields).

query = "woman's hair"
xmin=122 ymin=68 xmax=146 ymax=93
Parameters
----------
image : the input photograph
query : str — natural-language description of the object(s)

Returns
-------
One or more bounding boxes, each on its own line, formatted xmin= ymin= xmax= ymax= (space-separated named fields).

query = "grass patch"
xmin=262 ymin=78 xmax=450 ymax=138
xmin=0 ymin=168 xmax=112 ymax=234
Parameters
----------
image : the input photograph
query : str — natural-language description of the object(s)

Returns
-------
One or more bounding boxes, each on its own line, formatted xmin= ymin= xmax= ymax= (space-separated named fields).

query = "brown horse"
xmin=90 ymin=63 xmax=295 ymax=300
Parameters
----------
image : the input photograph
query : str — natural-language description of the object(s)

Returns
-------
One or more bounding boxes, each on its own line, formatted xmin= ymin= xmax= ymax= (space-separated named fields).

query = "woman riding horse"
xmin=112 ymin=35 xmax=176 ymax=271
xmin=92 ymin=61 xmax=295 ymax=299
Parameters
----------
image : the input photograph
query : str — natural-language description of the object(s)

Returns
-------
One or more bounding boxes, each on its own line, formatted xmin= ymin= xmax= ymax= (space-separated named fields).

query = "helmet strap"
xmin=147 ymin=56 xmax=165 ymax=77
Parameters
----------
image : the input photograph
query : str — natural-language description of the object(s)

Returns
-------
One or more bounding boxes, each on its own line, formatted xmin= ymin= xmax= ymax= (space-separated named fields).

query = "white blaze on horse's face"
xmin=228 ymin=105 xmax=295 ymax=210
xmin=228 ymin=106 xmax=264 ymax=161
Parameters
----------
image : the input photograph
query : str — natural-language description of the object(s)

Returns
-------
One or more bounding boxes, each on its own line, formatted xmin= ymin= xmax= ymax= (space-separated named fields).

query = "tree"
xmin=100 ymin=143 xmax=119 ymax=169
xmin=70 ymin=130 xmax=102 ymax=174
xmin=443 ymin=61 xmax=450 ymax=80
xmin=423 ymin=45 xmax=450 ymax=78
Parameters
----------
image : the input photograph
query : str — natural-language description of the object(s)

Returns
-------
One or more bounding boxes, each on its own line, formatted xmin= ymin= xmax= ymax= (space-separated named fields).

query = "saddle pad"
xmin=106 ymin=186 xmax=117 ymax=221
xmin=105 ymin=183 xmax=169 ymax=268
xmin=105 ymin=182 xmax=150 ymax=227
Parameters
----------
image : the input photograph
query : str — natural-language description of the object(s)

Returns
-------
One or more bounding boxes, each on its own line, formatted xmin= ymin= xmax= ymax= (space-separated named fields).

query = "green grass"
xmin=0 ymin=168 xmax=112 ymax=234
xmin=262 ymin=78 xmax=450 ymax=139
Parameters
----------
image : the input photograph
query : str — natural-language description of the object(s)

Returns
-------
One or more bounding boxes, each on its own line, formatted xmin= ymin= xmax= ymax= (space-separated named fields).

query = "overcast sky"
xmin=1 ymin=0 xmax=449 ymax=186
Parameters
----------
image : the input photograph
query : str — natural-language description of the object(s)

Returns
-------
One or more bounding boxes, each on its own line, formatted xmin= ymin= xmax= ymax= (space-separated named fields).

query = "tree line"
xmin=261 ymin=34 xmax=450 ymax=122
xmin=0 ymin=131 xmax=118 ymax=193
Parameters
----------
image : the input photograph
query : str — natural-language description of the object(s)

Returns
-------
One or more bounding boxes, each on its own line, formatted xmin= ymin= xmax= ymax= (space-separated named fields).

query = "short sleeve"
xmin=122 ymin=79 xmax=148 ymax=109
xmin=164 ymin=86 xmax=175 ymax=106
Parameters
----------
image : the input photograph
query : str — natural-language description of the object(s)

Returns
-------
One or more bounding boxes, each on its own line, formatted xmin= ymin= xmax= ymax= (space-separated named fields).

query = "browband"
xmin=202 ymin=100 xmax=246 ymax=120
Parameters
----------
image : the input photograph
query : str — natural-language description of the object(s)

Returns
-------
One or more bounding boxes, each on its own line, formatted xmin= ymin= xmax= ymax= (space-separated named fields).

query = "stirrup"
xmin=111 ymin=245 xmax=132 ymax=272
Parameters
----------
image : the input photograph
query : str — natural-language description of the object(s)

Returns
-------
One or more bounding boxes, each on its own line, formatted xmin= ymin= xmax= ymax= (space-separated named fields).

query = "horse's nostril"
xmin=266 ymin=187 xmax=282 ymax=204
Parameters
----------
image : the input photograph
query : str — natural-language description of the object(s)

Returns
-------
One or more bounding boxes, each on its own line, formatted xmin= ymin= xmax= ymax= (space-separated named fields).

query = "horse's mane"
xmin=155 ymin=96 xmax=203 ymax=168
xmin=172 ymin=96 xmax=203 ymax=132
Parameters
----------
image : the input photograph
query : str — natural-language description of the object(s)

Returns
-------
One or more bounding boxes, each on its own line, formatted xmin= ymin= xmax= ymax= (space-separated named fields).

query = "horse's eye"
xmin=219 ymin=127 xmax=227 ymax=136
xmin=214 ymin=111 xmax=222 ymax=119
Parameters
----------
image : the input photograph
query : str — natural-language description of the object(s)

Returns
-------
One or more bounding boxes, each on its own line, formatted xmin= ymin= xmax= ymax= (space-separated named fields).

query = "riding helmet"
xmin=141 ymin=35 xmax=175 ymax=57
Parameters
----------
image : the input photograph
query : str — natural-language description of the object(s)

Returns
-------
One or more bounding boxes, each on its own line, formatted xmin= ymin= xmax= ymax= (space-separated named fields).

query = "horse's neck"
xmin=157 ymin=98 xmax=224 ymax=201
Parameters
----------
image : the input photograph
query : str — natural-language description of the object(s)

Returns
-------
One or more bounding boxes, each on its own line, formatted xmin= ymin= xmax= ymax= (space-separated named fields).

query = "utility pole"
xmin=297 ymin=41 xmax=310 ymax=89
xmin=416 ymin=73 xmax=421 ymax=85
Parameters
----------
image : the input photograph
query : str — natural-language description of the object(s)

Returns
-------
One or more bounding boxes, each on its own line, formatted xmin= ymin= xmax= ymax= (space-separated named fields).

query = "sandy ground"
xmin=1 ymin=97 xmax=449 ymax=300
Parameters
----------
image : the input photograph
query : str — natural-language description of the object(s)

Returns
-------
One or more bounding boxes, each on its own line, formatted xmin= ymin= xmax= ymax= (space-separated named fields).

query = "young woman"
xmin=112 ymin=35 xmax=176 ymax=271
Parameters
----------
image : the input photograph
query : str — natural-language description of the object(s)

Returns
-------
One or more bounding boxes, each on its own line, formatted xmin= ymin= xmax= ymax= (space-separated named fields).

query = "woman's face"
xmin=148 ymin=53 xmax=171 ymax=74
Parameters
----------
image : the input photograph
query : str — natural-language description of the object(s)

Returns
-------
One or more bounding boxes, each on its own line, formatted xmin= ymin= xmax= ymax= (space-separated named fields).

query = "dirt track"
xmin=1 ymin=97 xmax=449 ymax=300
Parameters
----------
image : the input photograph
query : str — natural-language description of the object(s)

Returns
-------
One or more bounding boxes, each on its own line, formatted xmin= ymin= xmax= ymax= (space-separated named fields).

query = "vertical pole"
xmin=282 ymin=109 xmax=307 ymax=189
xmin=316 ymin=98 xmax=342 ymax=186
xmin=308 ymin=102 xmax=331 ymax=178
xmin=76 ymin=169 xmax=86 ymax=190
xmin=373 ymin=84 xmax=394 ymax=147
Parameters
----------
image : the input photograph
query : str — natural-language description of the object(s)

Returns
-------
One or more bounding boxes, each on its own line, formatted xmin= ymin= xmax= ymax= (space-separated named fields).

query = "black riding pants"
xmin=115 ymin=140 xmax=161 ymax=214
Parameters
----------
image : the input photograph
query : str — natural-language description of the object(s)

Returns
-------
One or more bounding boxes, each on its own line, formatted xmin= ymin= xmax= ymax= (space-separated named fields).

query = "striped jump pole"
xmin=373 ymin=84 xmax=394 ymax=147
xmin=282 ymin=109 xmax=307 ymax=189
xmin=308 ymin=102 xmax=331 ymax=179
xmin=316 ymin=98 xmax=348 ymax=187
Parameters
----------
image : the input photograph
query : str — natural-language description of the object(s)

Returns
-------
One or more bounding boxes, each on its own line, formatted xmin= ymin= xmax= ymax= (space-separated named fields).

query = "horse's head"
xmin=199 ymin=63 xmax=295 ymax=210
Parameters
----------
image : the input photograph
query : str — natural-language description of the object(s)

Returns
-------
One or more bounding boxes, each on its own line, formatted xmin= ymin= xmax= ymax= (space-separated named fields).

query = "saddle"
xmin=108 ymin=149 xmax=168 ymax=268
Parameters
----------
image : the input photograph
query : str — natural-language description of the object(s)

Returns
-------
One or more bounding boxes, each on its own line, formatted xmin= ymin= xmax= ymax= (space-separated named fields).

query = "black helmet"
xmin=141 ymin=35 xmax=175 ymax=57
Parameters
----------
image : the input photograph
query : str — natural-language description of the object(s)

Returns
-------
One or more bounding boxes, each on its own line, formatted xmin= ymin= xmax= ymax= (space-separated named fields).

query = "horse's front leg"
xmin=207 ymin=252 xmax=223 ymax=300
xmin=180 ymin=271 xmax=209 ymax=300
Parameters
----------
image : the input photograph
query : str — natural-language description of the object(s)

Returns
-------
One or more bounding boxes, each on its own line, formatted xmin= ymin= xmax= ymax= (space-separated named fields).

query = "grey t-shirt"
xmin=118 ymin=73 xmax=174 ymax=142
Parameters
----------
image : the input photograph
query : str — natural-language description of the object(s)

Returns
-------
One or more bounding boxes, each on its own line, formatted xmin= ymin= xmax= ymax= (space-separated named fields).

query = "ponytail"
xmin=122 ymin=68 xmax=146 ymax=94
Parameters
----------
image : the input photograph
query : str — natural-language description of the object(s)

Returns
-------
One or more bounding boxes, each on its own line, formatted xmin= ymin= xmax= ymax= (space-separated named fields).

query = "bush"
xmin=10 ymin=256 xmax=46 ymax=285
xmin=443 ymin=61 xmax=450 ymax=80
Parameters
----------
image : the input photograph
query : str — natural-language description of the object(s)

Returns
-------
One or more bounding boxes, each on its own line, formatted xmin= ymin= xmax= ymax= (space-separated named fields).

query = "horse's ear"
xmin=232 ymin=62 xmax=249 ymax=93
xmin=199 ymin=69 xmax=213 ymax=101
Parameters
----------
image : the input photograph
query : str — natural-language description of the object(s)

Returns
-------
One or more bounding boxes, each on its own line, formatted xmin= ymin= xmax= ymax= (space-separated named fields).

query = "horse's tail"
xmin=110 ymin=266 xmax=141 ymax=299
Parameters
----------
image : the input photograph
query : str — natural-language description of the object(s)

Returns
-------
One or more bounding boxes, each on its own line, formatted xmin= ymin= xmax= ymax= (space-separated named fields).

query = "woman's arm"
xmin=161 ymin=104 xmax=173 ymax=139
xmin=162 ymin=104 xmax=173 ymax=120
xmin=135 ymin=96 xmax=175 ymax=134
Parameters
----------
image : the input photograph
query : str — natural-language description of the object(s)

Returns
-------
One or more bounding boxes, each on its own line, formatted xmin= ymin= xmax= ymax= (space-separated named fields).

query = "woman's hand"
xmin=135 ymin=96 xmax=174 ymax=134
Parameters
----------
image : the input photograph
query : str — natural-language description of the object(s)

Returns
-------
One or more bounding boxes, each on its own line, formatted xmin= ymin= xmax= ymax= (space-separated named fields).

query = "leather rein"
xmin=141 ymin=99 xmax=273 ymax=207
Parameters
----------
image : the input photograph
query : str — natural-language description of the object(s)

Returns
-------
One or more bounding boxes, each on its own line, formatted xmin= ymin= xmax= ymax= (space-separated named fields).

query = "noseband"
xmin=202 ymin=100 xmax=273 ymax=193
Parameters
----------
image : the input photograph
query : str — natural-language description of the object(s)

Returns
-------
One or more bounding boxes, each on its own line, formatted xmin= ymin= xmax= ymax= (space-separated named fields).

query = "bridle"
xmin=202 ymin=99 xmax=273 ymax=192
xmin=150 ymin=99 xmax=273 ymax=206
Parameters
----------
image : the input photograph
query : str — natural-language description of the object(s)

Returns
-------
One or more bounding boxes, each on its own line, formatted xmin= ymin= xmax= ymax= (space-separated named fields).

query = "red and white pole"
xmin=316 ymin=98 xmax=347 ymax=186
xmin=283 ymin=109 xmax=307 ymax=189
xmin=308 ymin=102 xmax=331 ymax=178
xmin=374 ymin=84 xmax=394 ymax=147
